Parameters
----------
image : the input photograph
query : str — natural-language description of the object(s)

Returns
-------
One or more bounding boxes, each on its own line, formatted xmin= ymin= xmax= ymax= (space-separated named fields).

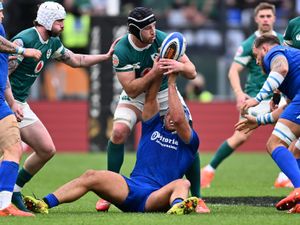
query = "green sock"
xmin=107 ymin=140 xmax=124 ymax=173
xmin=210 ymin=141 xmax=234 ymax=169
xmin=185 ymin=153 xmax=200 ymax=198
xmin=16 ymin=168 xmax=33 ymax=188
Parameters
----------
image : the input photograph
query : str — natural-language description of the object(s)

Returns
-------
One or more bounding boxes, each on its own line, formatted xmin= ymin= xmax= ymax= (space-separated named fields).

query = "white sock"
xmin=0 ymin=191 xmax=13 ymax=209
xmin=277 ymin=172 xmax=289 ymax=181
xmin=13 ymin=184 xmax=22 ymax=193
xmin=204 ymin=164 xmax=215 ymax=172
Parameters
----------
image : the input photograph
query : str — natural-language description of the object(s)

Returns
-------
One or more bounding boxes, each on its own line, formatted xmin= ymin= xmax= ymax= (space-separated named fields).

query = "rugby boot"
xmin=0 ymin=204 xmax=34 ymax=217
xmin=201 ymin=167 xmax=215 ymax=188
xmin=12 ymin=192 xmax=31 ymax=212
xmin=274 ymin=177 xmax=293 ymax=188
xmin=167 ymin=197 xmax=198 ymax=215
xmin=276 ymin=188 xmax=300 ymax=210
xmin=24 ymin=195 xmax=49 ymax=214
xmin=96 ymin=199 xmax=111 ymax=212
xmin=195 ymin=198 xmax=210 ymax=213
xmin=288 ymin=204 xmax=300 ymax=213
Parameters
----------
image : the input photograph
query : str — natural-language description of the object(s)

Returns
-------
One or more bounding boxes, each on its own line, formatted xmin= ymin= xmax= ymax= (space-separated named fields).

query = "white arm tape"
xmin=256 ymin=112 xmax=274 ymax=126
xmin=255 ymin=71 xmax=285 ymax=102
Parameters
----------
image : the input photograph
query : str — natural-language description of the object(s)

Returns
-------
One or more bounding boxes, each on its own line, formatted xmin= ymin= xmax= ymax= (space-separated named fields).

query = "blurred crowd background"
xmin=2 ymin=0 xmax=299 ymax=103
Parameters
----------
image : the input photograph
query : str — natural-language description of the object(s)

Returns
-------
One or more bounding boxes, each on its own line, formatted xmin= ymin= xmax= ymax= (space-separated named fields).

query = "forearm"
xmin=180 ymin=61 xmax=196 ymax=79
xmin=124 ymin=70 xmax=159 ymax=98
xmin=5 ymin=79 xmax=15 ymax=107
xmin=0 ymin=36 xmax=25 ymax=54
xmin=68 ymin=54 xmax=110 ymax=67
xmin=228 ymin=67 xmax=243 ymax=97
xmin=255 ymin=55 xmax=288 ymax=102
xmin=255 ymin=71 xmax=285 ymax=102
xmin=256 ymin=106 xmax=284 ymax=126
xmin=168 ymin=78 xmax=185 ymax=123
xmin=143 ymin=76 xmax=162 ymax=120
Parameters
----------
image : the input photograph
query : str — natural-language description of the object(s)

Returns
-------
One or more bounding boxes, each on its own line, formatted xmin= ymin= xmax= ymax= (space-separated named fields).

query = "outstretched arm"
xmin=235 ymin=104 xmax=286 ymax=134
xmin=0 ymin=36 xmax=42 ymax=59
xmin=57 ymin=38 xmax=119 ymax=67
xmin=142 ymin=57 xmax=164 ymax=121
xmin=168 ymin=74 xmax=192 ymax=143
xmin=8 ymin=39 xmax=42 ymax=75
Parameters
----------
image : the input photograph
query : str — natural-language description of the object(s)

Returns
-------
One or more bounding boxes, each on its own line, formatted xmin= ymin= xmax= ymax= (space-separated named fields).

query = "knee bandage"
xmin=113 ymin=107 xmax=137 ymax=130
xmin=272 ymin=122 xmax=297 ymax=146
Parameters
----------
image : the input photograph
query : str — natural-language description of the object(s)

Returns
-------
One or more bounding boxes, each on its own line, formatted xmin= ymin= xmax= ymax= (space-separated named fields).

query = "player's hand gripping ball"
xmin=160 ymin=32 xmax=186 ymax=60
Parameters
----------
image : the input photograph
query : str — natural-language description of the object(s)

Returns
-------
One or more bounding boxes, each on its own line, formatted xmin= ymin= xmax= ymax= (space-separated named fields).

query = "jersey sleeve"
xmin=263 ymin=48 xmax=286 ymax=74
xmin=233 ymin=39 xmax=253 ymax=66
xmin=0 ymin=24 xmax=6 ymax=37
xmin=284 ymin=19 xmax=295 ymax=46
xmin=51 ymin=38 xmax=66 ymax=59
xmin=112 ymin=36 xmax=134 ymax=72
xmin=186 ymin=129 xmax=200 ymax=154
xmin=141 ymin=113 xmax=161 ymax=136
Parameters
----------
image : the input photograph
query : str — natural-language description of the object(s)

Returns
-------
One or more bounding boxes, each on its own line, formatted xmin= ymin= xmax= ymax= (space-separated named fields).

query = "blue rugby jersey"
xmin=0 ymin=23 xmax=12 ymax=120
xmin=263 ymin=45 xmax=300 ymax=100
xmin=130 ymin=113 xmax=199 ymax=188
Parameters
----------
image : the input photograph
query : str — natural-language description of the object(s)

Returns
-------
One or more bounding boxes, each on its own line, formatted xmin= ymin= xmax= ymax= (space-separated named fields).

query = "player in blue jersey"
xmin=98 ymin=6 xmax=202 ymax=212
xmin=242 ymin=34 xmax=300 ymax=213
xmin=22 ymin=59 xmax=210 ymax=215
xmin=4 ymin=1 xmax=118 ymax=212
xmin=0 ymin=1 xmax=42 ymax=217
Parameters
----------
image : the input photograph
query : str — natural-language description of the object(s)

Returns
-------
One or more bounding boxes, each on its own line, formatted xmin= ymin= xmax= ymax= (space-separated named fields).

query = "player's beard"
xmin=47 ymin=30 xmax=61 ymax=37
xmin=261 ymin=56 xmax=267 ymax=74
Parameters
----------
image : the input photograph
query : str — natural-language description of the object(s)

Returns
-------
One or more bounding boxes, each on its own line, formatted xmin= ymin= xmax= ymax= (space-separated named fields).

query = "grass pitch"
xmin=2 ymin=152 xmax=300 ymax=225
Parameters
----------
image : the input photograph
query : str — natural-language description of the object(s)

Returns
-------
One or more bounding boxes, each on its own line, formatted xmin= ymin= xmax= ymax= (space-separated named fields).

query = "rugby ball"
xmin=160 ymin=32 xmax=186 ymax=60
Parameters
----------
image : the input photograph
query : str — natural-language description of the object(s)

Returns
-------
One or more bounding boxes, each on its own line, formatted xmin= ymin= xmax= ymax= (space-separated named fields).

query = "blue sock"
xmin=0 ymin=161 xmax=19 ymax=192
xmin=171 ymin=198 xmax=184 ymax=207
xmin=43 ymin=193 xmax=59 ymax=208
xmin=271 ymin=146 xmax=300 ymax=188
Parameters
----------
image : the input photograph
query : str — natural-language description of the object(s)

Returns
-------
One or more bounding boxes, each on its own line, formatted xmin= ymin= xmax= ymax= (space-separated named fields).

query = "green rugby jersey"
xmin=233 ymin=31 xmax=283 ymax=97
xmin=284 ymin=17 xmax=300 ymax=49
xmin=112 ymin=29 xmax=168 ymax=91
xmin=10 ymin=27 xmax=66 ymax=102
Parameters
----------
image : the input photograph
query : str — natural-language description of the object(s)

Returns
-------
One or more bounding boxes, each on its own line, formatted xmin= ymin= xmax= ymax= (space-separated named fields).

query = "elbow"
xmin=280 ymin=66 xmax=288 ymax=76
xmin=126 ymin=89 xmax=140 ymax=99
xmin=172 ymin=114 xmax=186 ymax=125
xmin=189 ymin=71 xmax=197 ymax=79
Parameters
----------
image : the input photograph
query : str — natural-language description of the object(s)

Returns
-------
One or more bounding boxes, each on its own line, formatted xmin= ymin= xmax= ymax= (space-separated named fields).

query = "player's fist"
xmin=23 ymin=49 xmax=42 ymax=61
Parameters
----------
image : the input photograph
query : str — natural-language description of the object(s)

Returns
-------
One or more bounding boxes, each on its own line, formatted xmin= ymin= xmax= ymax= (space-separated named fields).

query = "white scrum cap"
xmin=36 ymin=1 xmax=66 ymax=31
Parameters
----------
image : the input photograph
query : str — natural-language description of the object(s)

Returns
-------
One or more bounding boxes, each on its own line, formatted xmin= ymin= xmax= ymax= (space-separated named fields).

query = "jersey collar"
xmin=34 ymin=27 xmax=49 ymax=44
xmin=128 ymin=34 xmax=151 ymax=51
xmin=255 ymin=30 xmax=277 ymax=37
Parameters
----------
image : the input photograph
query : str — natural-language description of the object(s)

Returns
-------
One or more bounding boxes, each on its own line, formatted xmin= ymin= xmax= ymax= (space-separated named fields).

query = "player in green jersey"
xmin=0 ymin=0 xmax=42 ymax=217
xmin=283 ymin=17 xmax=300 ymax=49
xmin=4 ymin=1 xmax=117 ymax=212
xmin=96 ymin=7 xmax=206 ymax=213
xmin=201 ymin=2 xmax=285 ymax=188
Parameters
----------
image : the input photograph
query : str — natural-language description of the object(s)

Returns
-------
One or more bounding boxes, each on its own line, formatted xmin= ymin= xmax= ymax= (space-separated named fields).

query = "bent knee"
xmin=81 ymin=169 xmax=101 ymax=186
xmin=82 ymin=169 xmax=98 ymax=178
xmin=176 ymin=179 xmax=191 ymax=189
xmin=111 ymin=124 xmax=131 ymax=143
xmin=36 ymin=144 xmax=56 ymax=159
